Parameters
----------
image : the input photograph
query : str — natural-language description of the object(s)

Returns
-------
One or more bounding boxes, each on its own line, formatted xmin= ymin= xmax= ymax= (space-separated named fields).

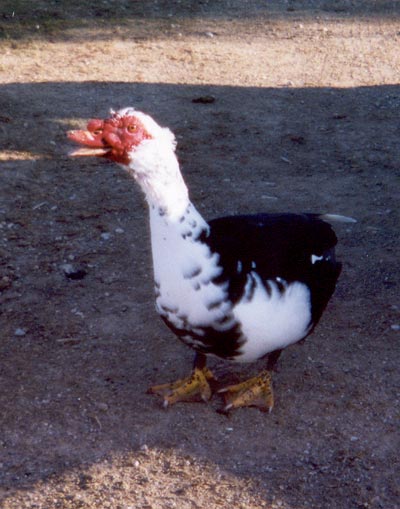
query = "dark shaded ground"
xmin=0 ymin=2 xmax=399 ymax=509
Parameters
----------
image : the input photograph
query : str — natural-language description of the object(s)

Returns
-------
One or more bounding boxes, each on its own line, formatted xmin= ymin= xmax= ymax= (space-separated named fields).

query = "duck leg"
xmin=266 ymin=348 xmax=283 ymax=371
xmin=147 ymin=353 xmax=215 ymax=407
xmin=219 ymin=349 xmax=282 ymax=413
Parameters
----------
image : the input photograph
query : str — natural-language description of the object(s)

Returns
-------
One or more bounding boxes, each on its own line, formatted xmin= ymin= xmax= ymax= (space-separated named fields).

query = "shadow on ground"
xmin=0 ymin=81 xmax=399 ymax=508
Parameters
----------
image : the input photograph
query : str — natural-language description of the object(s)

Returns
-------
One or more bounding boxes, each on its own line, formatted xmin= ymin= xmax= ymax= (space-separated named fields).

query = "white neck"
xmin=127 ymin=138 xmax=190 ymax=220
xmin=125 ymin=135 xmax=232 ymax=331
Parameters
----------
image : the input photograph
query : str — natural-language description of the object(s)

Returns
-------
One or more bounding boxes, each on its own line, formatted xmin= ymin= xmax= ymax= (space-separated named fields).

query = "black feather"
xmin=205 ymin=213 xmax=342 ymax=324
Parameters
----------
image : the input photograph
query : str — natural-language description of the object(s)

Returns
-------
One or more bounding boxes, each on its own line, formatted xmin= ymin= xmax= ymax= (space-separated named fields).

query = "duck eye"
xmin=127 ymin=124 xmax=138 ymax=133
xmin=93 ymin=129 xmax=103 ymax=135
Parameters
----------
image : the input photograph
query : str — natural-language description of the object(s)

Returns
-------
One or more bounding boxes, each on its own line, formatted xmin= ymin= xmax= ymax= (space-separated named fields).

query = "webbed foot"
xmin=219 ymin=371 xmax=274 ymax=412
xmin=148 ymin=367 xmax=215 ymax=407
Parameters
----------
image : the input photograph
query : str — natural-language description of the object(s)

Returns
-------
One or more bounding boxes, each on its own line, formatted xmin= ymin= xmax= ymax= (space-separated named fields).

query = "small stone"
xmin=390 ymin=324 xmax=400 ymax=331
xmin=61 ymin=263 xmax=74 ymax=274
xmin=0 ymin=276 xmax=12 ymax=291
xmin=14 ymin=328 xmax=27 ymax=336
xmin=100 ymin=232 xmax=111 ymax=240
xmin=95 ymin=402 xmax=109 ymax=412
xmin=61 ymin=263 xmax=87 ymax=280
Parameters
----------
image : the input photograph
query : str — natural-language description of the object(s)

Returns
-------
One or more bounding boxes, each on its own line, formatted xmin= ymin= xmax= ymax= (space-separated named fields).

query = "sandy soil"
xmin=0 ymin=1 xmax=399 ymax=508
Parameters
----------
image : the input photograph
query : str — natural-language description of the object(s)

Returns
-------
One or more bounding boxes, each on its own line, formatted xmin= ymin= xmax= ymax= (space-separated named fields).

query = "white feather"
xmin=233 ymin=274 xmax=311 ymax=362
xmin=320 ymin=213 xmax=357 ymax=224
xmin=128 ymin=138 xmax=188 ymax=220
xmin=150 ymin=205 xmax=229 ymax=329
xmin=311 ymin=254 xmax=324 ymax=264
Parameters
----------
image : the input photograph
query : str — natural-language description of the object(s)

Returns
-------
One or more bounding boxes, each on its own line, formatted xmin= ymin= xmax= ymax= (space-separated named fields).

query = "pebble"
xmin=14 ymin=328 xmax=27 ymax=336
xmin=95 ymin=402 xmax=109 ymax=412
xmin=61 ymin=263 xmax=74 ymax=275
xmin=390 ymin=324 xmax=400 ymax=331
xmin=0 ymin=276 xmax=12 ymax=290
xmin=101 ymin=232 xmax=111 ymax=240
xmin=61 ymin=263 xmax=87 ymax=280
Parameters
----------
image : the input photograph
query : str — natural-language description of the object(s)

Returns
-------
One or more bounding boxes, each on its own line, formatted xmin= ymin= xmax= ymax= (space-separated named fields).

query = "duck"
xmin=68 ymin=107 xmax=350 ymax=412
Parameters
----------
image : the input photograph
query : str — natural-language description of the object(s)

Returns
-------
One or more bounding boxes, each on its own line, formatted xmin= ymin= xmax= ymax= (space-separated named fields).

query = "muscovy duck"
xmin=68 ymin=107 xmax=348 ymax=412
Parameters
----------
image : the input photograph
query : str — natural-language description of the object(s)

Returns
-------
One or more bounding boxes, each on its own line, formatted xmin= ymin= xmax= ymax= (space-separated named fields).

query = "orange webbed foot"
xmin=219 ymin=371 xmax=274 ymax=413
xmin=148 ymin=367 xmax=215 ymax=407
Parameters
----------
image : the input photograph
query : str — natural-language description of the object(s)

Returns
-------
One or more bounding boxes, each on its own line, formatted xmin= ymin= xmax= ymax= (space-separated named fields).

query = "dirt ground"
xmin=0 ymin=1 xmax=399 ymax=508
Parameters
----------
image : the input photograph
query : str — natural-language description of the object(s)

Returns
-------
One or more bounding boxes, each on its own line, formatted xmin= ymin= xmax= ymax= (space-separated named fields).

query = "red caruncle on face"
xmin=95 ymin=114 xmax=153 ymax=164
xmin=68 ymin=112 xmax=153 ymax=165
